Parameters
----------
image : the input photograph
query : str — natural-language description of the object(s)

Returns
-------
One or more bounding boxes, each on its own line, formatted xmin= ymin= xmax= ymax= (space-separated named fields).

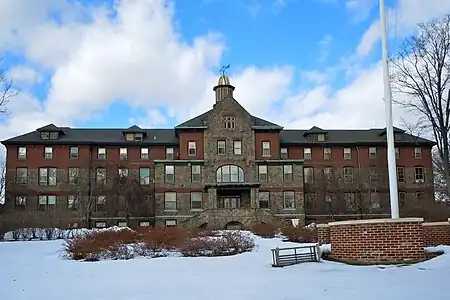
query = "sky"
xmin=1 ymin=0 xmax=450 ymax=146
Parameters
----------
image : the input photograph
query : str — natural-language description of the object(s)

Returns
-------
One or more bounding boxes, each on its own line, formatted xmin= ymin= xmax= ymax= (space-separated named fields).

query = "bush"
xmin=251 ymin=223 xmax=278 ymax=238
xmin=281 ymin=226 xmax=317 ymax=243
xmin=64 ymin=228 xmax=255 ymax=261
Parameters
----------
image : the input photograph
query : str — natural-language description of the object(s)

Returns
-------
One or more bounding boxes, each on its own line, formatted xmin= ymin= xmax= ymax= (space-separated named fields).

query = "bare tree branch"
xmin=0 ymin=58 xmax=19 ymax=115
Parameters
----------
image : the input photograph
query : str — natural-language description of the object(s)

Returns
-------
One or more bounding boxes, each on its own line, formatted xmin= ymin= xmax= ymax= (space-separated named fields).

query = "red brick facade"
xmin=317 ymin=224 xmax=330 ymax=244
xmin=423 ymin=220 xmax=450 ymax=246
xmin=328 ymin=218 xmax=425 ymax=263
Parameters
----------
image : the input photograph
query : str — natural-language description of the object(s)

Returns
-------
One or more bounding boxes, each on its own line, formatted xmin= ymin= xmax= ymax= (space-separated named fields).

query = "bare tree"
xmin=391 ymin=14 xmax=450 ymax=200
xmin=0 ymin=58 xmax=19 ymax=115
xmin=0 ymin=158 xmax=5 ymax=205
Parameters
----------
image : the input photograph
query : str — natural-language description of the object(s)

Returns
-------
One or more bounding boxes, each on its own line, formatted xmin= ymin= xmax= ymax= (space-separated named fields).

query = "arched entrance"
xmin=224 ymin=221 xmax=245 ymax=230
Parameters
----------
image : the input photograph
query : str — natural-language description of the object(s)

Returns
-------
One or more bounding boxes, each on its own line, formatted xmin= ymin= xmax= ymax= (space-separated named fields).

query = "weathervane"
xmin=219 ymin=64 xmax=230 ymax=76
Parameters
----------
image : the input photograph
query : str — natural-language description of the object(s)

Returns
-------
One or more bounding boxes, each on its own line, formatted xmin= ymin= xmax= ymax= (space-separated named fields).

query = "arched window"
xmin=216 ymin=165 xmax=245 ymax=183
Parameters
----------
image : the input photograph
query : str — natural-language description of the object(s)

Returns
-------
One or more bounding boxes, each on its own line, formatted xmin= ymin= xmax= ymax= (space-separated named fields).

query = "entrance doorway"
xmin=219 ymin=196 xmax=241 ymax=208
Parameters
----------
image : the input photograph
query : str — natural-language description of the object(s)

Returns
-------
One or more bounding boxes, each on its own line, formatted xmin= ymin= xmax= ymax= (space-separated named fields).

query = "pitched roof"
xmin=36 ymin=124 xmax=63 ymax=133
xmin=122 ymin=125 xmax=146 ymax=134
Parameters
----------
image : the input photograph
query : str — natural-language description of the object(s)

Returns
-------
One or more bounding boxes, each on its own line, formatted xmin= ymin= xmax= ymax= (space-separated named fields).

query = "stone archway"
xmin=224 ymin=221 xmax=245 ymax=230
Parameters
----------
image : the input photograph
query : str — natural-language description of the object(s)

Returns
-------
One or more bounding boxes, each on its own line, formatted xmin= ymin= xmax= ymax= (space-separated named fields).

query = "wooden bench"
xmin=271 ymin=244 xmax=321 ymax=267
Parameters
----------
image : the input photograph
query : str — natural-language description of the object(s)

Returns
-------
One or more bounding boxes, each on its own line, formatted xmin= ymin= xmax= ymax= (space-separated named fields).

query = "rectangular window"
xmin=139 ymin=221 xmax=150 ymax=227
xmin=414 ymin=147 xmax=422 ymax=159
xmin=415 ymin=167 xmax=424 ymax=183
xmin=165 ymin=165 xmax=174 ymax=182
xmin=118 ymin=168 xmax=128 ymax=178
xmin=323 ymin=148 xmax=332 ymax=160
xmin=165 ymin=220 xmax=177 ymax=228
xmin=283 ymin=191 xmax=295 ymax=209
xmin=395 ymin=147 xmax=400 ymax=159
xmin=223 ymin=116 xmax=235 ymax=129
xmin=233 ymin=140 xmax=242 ymax=155
xmin=317 ymin=134 xmax=325 ymax=142
xmin=96 ymin=196 xmax=106 ymax=211
xmin=40 ymin=132 xmax=50 ymax=140
xmin=38 ymin=195 xmax=57 ymax=212
xmin=116 ymin=221 xmax=127 ymax=228
xmin=283 ymin=165 xmax=293 ymax=181
xmin=164 ymin=192 xmax=177 ymax=210
xmin=369 ymin=147 xmax=377 ymax=159
xmin=97 ymin=148 xmax=106 ymax=160
xmin=18 ymin=147 xmax=27 ymax=159
xmin=397 ymin=167 xmax=405 ymax=183
xmin=190 ymin=192 xmax=202 ymax=210
xmin=44 ymin=147 xmax=53 ymax=159
xmin=262 ymin=141 xmax=271 ymax=157
xmin=343 ymin=167 xmax=353 ymax=184
xmin=95 ymin=221 xmax=107 ymax=228
xmin=258 ymin=191 xmax=270 ymax=209
xmin=345 ymin=193 xmax=356 ymax=211
xmin=165 ymin=147 xmax=174 ymax=160
xmin=304 ymin=167 xmax=314 ymax=184
xmin=15 ymin=196 xmax=26 ymax=211
xmin=96 ymin=168 xmax=106 ymax=184
xmin=191 ymin=165 xmax=201 ymax=182
xmin=125 ymin=133 xmax=134 ymax=141
xmin=324 ymin=167 xmax=333 ymax=181
xmin=258 ymin=165 xmax=268 ymax=182
xmin=140 ymin=147 xmax=149 ymax=160
xmin=399 ymin=192 xmax=407 ymax=207
xmin=119 ymin=148 xmax=128 ymax=160
xmin=217 ymin=140 xmax=226 ymax=155
xmin=370 ymin=192 xmax=381 ymax=209
xmin=134 ymin=133 xmax=144 ymax=142
xmin=140 ymin=168 xmax=150 ymax=185
xmin=305 ymin=193 xmax=315 ymax=209
xmin=16 ymin=168 xmax=28 ymax=185
xmin=304 ymin=148 xmax=312 ymax=160
xmin=68 ymin=167 xmax=79 ymax=185
xmin=344 ymin=148 xmax=351 ymax=160
xmin=70 ymin=146 xmax=79 ymax=159
xmin=68 ymin=195 xmax=79 ymax=211
xmin=188 ymin=141 xmax=196 ymax=156
xmin=369 ymin=167 xmax=379 ymax=184
xmin=39 ymin=168 xmax=57 ymax=186
xmin=280 ymin=148 xmax=288 ymax=159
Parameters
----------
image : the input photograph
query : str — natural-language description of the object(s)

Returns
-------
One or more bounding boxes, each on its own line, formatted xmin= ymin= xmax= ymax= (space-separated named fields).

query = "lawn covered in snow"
xmin=0 ymin=233 xmax=448 ymax=300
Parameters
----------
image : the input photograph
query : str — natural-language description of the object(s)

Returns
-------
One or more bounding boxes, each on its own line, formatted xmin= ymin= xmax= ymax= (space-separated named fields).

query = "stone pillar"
xmin=208 ymin=188 xmax=217 ymax=208
xmin=250 ymin=187 xmax=258 ymax=208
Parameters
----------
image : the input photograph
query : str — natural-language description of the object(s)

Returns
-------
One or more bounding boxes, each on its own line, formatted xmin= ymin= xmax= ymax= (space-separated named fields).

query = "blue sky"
xmin=0 ymin=0 xmax=448 ymax=141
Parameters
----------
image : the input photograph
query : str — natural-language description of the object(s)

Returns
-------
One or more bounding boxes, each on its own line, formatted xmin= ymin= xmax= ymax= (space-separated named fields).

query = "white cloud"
xmin=346 ymin=0 xmax=377 ymax=23
xmin=7 ymin=66 xmax=43 ymax=85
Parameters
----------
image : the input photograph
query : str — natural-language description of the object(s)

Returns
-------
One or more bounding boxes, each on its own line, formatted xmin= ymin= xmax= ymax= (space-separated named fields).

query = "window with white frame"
xmin=343 ymin=148 xmax=351 ymax=160
xmin=39 ymin=167 xmax=57 ymax=186
xmin=324 ymin=167 xmax=333 ymax=181
xmin=95 ymin=222 xmax=107 ymax=228
xmin=369 ymin=166 xmax=379 ymax=184
xmin=139 ymin=221 xmax=150 ymax=227
xmin=304 ymin=148 xmax=312 ymax=160
xmin=96 ymin=168 xmax=106 ymax=184
xmin=397 ymin=166 xmax=405 ymax=183
xmin=317 ymin=134 xmax=325 ymax=142
xmin=164 ymin=192 xmax=177 ymax=210
xmin=141 ymin=147 xmax=149 ymax=160
xmin=165 ymin=165 xmax=174 ymax=182
xmin=15 ymin=196 xmax=26 ymax=211
xmin=70 ymin=146 xmax=79 ymax=159
xmin=323 ymin=148 xmax=332 ymax=160
xmin=233 ymin=140 xmax=242 ymax=155
xmin=18 ymin=147 xmax=27 ymax=159
xmin=343 ymin=167 xmax=353 ymax=184
xmin=258 ymin=191 xmax=270 ymax=209
xmin=369 ymin=147 xmax=377 ymax=159
xmin=165 ymin=147 xmax=174 ymax=160
xmin=38 ymin=195 xmax=56 ymax=212
xmin=283 ymin=191 xmax=295 ymax=209
xmin=216 ymin=165 xmax=245 ymax=183
xmin=96 ymin=196 xmax=106 ymax=211
xmin=119 ymin=148 xmax=128 ymax=160
xmin=258 ymin=165 xmax=268 ymax=182
xmin=345 ymin=193 xmax=356 ymax=211
xmin=68 ymin=195 xmax=78 ymax=211
xmin=118 ymin=168 xmax=128 ymax=178
xmin=217 ymin=140 xmax=226 ymax=155
xmin=165 ymin=220 xmax=177 ymax=227
xmin=223 ymin=116 xmax=235 ymax=129
xmin=414 ymin=167 xmax=424 ymax=183
xmin=283 ymin=165 xmax=293 ymax=181
xmin=190 ymin=192 xmax=202 ymax=210
xmin=140 ymin=168 xmax=150 ymax=185
xmin=188 ymin=141 xmax=196 ymax=156
xmin=280 ymin=147 xmax=288 ymax=159
xmin=262 ymin=141 xmax=271 ymax=157
xmin=304 ymin=167 xmax=314 ymax=184
xmin=414 ymin=147 xmax=422 ymax=159
xmin=97 ymin=148 xmax=106 ymax=160
xmin=117 ymin=221 xmax=127 ymax=227
xmin=44 ymin=147 xmax=53 ymax=159
xmin=191 ymin=165 xmax=201 ymax=182
xmin=16 ymin=168 xmax=28 ymax=185
xmin=68 ymin=167 xmax=79 ymax=185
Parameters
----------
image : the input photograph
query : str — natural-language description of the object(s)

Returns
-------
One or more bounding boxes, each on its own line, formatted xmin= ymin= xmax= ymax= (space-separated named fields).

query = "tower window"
xmin=223 ymin=116 xmax=235 ymax=129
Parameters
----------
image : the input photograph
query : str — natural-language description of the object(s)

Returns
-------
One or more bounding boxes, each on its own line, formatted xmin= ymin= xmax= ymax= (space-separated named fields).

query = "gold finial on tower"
xmin=213 ymin=64 xmax=234 ymax=104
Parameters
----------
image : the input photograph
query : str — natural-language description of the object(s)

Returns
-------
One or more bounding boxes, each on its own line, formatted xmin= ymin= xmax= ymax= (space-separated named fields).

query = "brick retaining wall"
xmin=317 ymin=224 xmax=330 ymax=245
xmin=423 ymin=219 xmax=450 ymax=247
xmin=329 ymin=218 xmax=425 ymax=264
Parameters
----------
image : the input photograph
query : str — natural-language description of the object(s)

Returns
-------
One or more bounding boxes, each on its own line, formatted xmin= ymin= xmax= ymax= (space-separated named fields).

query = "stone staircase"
xmin=182 ymin=208 xmax=277 ymax=229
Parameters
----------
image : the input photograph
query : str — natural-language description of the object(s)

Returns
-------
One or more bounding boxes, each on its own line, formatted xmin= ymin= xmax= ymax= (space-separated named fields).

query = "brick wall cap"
xmin=316 ymin=224 xmax=329 ymax=228
xmin=328 ymin=217 xmax=424 ymax=226
xmin=423 ymin=221 xmax=450 ymax=226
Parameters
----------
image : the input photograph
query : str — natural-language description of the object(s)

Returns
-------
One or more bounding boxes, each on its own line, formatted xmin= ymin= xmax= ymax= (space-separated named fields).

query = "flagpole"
xmin=380 ymin=0 xmax=399 ymax=218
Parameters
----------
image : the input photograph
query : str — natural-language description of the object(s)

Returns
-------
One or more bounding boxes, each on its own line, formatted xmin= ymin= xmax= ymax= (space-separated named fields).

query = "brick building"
xmin=1 ymin=74 xmax=436 ymax=229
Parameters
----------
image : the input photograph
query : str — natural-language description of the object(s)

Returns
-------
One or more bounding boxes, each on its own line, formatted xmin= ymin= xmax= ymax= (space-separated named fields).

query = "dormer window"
xmin=223 ymin=116 xmax=235 ymax=129
xmin=37 ymin=124 xmax=65 ymax=140
xmin=122 ymin=125 xmax=146 ymax=142
xmin=317 ymin=134 xmax=325 ymax=142
xmin=134 ymin=133 xmax=143 ymax=141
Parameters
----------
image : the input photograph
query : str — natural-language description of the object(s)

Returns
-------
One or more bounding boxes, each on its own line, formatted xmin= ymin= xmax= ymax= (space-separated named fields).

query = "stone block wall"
xmin=423 ymin=219 xmax=450 ymax=247
xmin=329 ymin=218 xmax=425 ymax=264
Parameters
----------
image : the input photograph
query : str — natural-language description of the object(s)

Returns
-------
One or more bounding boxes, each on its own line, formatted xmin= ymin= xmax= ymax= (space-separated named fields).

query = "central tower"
xmin=213 ymin=74 xmax=235 ymax=103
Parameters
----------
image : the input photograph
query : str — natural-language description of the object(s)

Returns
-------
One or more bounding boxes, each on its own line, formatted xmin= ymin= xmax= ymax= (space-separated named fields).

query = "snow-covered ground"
xmin=0 ymin=234 xmax=448 ymax=300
